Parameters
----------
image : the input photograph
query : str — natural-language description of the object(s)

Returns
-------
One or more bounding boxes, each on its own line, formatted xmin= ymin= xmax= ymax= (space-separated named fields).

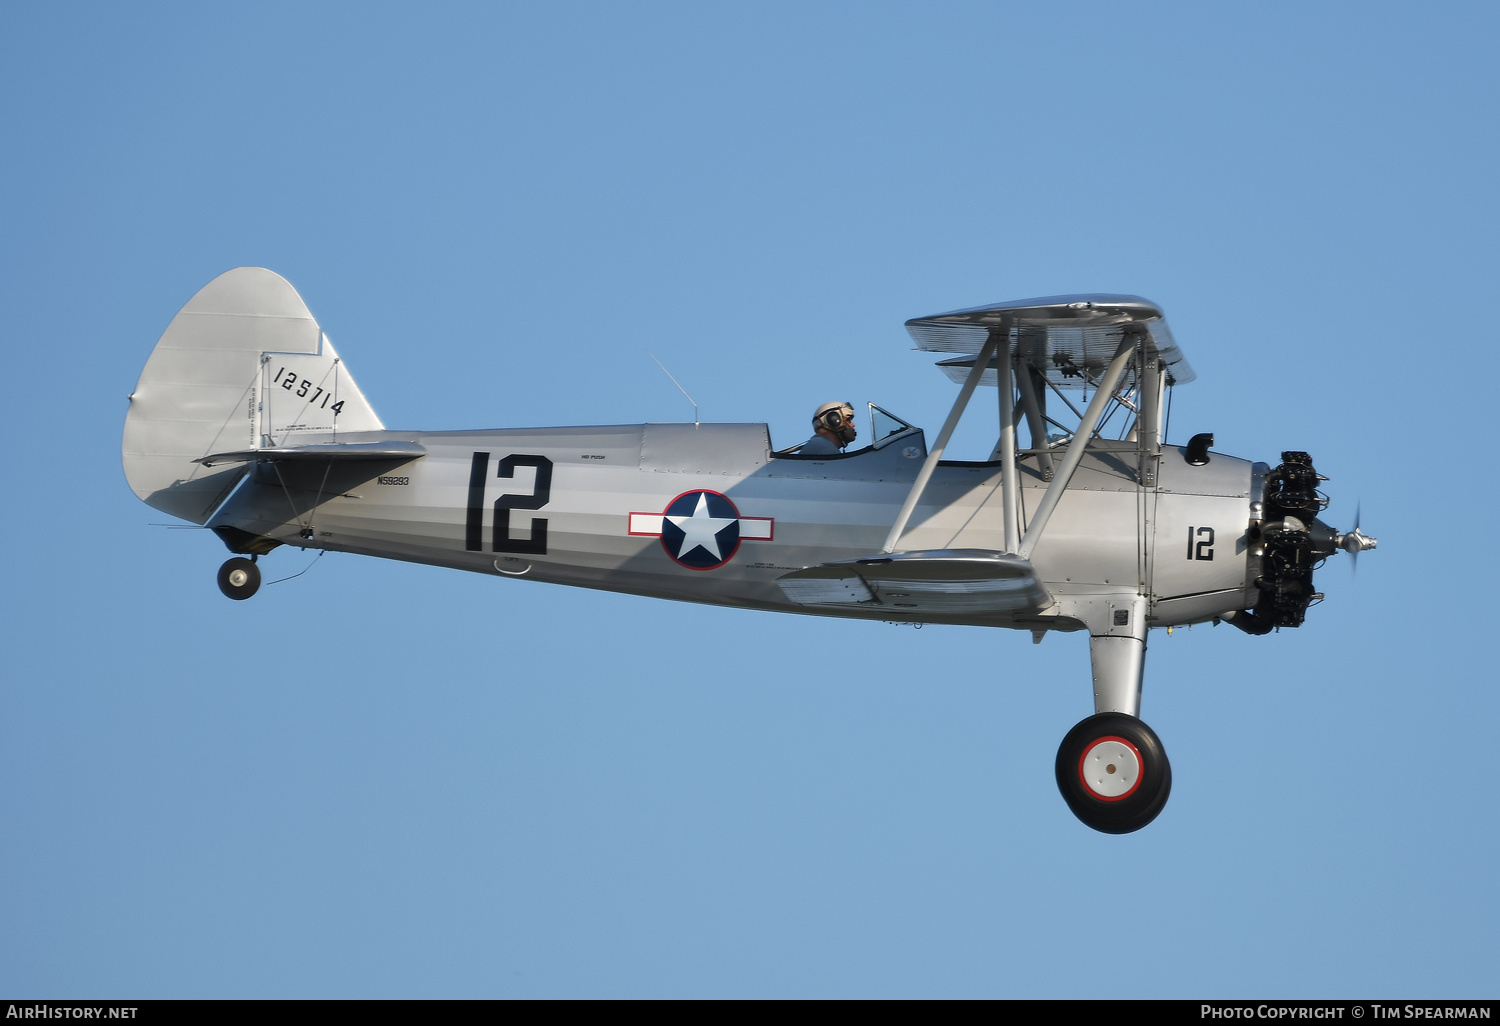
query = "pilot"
xmin=801 ymin=401 xmax=858 ymax=455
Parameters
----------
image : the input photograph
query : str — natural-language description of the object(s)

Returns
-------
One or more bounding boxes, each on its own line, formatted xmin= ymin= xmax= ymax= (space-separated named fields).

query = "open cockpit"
xmin=771 ymin=402 xmax=923 ymax=460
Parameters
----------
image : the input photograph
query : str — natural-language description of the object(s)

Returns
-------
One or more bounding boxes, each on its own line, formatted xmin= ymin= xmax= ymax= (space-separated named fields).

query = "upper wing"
xmin=905 ymin=294 xmax=1194 ymax=391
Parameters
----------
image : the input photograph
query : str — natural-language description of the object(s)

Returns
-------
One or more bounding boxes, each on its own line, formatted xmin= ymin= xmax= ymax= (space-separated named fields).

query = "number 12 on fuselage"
xmin=465 ymin=452 xmax=553 ymax=555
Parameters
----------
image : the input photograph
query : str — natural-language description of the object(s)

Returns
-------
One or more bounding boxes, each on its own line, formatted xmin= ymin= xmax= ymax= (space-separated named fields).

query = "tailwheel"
xmin=1055 ymin=712 xmax=1172 ymax=833
xmin=216 ymin=556 xmax=261 ymax=601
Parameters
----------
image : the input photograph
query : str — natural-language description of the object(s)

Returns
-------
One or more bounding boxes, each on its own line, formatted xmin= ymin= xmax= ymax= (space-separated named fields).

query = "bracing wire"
xmin=265 ymin=549 xmax=326 ymax=586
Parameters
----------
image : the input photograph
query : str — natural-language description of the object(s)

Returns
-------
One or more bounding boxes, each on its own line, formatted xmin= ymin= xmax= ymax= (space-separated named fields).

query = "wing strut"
xmin=882 ymin=332 xmax=1000 ymax=553
xmin=883 ymin=324 xmax=1140 ymax=558
xmin=1016 ymin=362 xmax=1054 ymax=481
xmin=997 ymin=336 xmax=1020 ymax=554
xmin=1015 ymin=336 xmax=1137 ymax=561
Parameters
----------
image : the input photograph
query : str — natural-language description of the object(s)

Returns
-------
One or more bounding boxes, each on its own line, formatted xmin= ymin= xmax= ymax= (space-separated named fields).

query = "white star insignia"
xmin=666 ymin=492 xmax=738 ymax=562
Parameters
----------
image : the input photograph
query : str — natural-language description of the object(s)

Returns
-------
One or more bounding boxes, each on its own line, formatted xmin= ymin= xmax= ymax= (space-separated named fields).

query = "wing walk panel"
xmin=777 ymin=549 xmax=1050 ymax=615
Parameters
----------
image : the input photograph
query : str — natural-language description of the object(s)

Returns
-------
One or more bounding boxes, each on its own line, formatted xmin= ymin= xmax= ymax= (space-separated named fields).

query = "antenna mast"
xmin=648 ymin=351 xmax=699 ymax=427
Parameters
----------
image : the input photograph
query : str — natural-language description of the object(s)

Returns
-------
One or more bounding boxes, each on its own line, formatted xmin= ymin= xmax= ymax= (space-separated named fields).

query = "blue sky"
xmin=2 ymin=1 xmax=1495 ymax=998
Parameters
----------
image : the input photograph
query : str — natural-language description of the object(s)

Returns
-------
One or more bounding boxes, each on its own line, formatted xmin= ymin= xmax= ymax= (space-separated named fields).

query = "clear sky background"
xmin=2 ymin=1 xmax=1495 ymax=999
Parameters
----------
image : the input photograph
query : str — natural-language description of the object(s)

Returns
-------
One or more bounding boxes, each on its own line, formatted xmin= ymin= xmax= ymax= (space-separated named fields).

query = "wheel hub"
xmin=1078 ymin=736 xmax=1142 ymax=800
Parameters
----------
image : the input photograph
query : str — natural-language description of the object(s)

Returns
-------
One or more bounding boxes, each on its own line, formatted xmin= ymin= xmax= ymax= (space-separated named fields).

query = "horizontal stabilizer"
xmin=777 ymin=549 xmax=1051 ymax=615
xmin=197 ymin=441 xmax=426 ymax=467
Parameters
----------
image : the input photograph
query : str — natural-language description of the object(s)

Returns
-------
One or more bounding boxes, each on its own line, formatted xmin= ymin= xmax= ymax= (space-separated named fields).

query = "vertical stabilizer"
xmin=122 ymin=268 xmax=383 ymax=523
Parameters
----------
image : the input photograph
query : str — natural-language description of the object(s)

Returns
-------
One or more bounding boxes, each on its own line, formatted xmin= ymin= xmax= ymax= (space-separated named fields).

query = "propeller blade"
xmin=1335 ymin=502 xmax=1376 ymax=579
xmin=1352 ymin=502 xmax=1361 ymax=579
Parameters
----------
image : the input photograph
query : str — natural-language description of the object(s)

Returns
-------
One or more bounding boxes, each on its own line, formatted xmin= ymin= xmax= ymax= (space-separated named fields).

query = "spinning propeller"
xmin=1334 ymin=503 xmax=1378 ymax=576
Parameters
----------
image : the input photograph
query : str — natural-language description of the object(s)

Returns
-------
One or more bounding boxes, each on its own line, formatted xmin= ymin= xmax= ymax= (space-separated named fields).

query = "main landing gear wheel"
xmin=1055 ymin=712 xmax=1172 ymax=834
xmin=216 ymin=557 xmax=261 ymax=600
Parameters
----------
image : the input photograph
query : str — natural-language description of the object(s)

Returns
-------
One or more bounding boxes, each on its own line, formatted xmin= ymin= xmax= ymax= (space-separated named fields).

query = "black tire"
xmin=216 ymin=557 xmax=261 ymax=600
xmin=1055 ymin=712 xmax=1172 ymax=834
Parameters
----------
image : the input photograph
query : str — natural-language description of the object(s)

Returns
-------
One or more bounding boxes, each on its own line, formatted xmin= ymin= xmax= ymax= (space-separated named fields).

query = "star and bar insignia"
xmin=628 ymin=489 xmax=774 ymax=570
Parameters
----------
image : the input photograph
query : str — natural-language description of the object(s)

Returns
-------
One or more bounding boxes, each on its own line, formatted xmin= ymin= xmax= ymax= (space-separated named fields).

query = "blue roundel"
xmin=660 ymin=490 xmax=742 ymax=570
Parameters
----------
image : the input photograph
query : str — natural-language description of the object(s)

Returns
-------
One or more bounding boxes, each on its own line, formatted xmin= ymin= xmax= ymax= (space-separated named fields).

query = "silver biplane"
xmin=123 ymin=268 xmax=1376 ymax=832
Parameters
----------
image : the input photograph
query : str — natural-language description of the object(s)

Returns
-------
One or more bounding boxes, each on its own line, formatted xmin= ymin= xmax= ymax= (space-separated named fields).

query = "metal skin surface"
xmin=126 ymin=269 xmax=1372 ymax=833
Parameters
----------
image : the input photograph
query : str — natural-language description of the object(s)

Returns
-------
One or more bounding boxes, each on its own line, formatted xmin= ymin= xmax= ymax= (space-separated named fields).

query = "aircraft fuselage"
xmin=208 ymin=422 xmax=1258 ymax=632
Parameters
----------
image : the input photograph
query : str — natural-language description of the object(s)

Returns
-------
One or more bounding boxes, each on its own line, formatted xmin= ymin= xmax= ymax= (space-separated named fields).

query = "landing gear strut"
xmin=216 ymin=556 xmax=261 ymax=600
xmin=1056 ymin=712 xmax=1172 ymax=833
